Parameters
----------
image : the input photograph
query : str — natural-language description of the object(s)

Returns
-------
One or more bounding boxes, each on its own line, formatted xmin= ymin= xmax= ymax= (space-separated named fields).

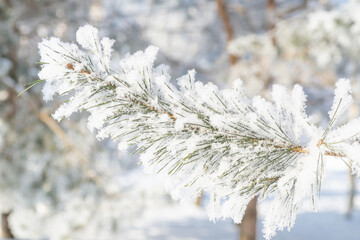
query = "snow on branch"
xmin=36 ymin=25 xmax=360 ymax=239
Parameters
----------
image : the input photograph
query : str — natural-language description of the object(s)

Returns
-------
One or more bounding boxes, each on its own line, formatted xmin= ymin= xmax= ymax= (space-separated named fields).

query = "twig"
xmin=38 ymin=109 xmax=115 ymax=197
xmin=65 ymin=63 xmax=347 ymax=159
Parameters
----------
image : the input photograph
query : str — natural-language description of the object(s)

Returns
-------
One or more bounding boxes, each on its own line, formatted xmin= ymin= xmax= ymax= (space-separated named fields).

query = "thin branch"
xmin=38 ymin=109 xmax=115 ymax=197
xmin=64 ymin=64 xmax=345 ymax=159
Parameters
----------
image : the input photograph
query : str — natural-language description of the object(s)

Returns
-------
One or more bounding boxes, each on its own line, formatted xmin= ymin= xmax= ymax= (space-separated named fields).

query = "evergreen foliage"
xmin=36 ymin=25 xmax=360 ymax=239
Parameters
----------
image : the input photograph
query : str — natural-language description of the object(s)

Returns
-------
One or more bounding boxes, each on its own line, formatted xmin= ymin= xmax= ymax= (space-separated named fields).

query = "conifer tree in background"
xmin=34 ymin=24 xmax=360 ymax=240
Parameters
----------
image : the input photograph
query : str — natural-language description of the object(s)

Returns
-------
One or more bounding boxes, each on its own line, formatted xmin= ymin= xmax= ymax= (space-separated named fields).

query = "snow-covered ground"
xmin=121 ymin=159 xmax=360 ymax=240
xmin=120 ymin=204 xmax=237 ymax=240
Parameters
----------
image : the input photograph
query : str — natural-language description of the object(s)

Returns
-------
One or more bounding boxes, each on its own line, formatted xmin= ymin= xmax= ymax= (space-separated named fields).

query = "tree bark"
xmin=239 ymin=197 xmax=257 ymax=240
xmin=2 ymin=211 xmax=14 ymax=239
xmin=216 ymin=0 xmax=238 ymax=65
xmin=266 ymin=0 xmax=276 ymax=31
xmin=346 ymin=101 xmax=359 ymax=218
xmin=215 ymin=1 xmax=257 ymax=239
xmin=195 ymin=194 xmax=202 ymax=206
xmin=346 ymin=172 xmax=355 ymax=218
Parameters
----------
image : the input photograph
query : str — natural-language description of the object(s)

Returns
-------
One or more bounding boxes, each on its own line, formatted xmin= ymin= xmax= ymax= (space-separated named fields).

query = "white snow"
xmin=118 ymin=160 xmax=360 ymax=240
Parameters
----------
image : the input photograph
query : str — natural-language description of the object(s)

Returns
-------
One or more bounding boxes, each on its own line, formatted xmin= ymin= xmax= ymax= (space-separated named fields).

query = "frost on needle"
xmin=37 ymin=25 xmax=360 ymax=239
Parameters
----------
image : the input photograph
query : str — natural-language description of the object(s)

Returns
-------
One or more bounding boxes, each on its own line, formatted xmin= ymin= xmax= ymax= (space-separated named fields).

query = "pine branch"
xmin=33 ymin=25 xmax=360 ymax=239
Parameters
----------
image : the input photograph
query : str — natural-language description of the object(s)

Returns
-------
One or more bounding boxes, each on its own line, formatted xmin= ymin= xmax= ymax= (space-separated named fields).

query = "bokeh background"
xmin=1 ymin=0 xmax=360 ymax=239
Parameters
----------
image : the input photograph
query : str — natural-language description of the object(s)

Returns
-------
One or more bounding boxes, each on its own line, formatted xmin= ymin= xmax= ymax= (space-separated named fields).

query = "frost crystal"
xmin=37 ymin=25 xmax=360 ymax=239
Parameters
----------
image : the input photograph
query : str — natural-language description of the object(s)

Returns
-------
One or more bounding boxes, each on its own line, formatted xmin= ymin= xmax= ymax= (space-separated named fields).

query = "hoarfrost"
xmin=37 ymin=25 xmax=360 ymax=239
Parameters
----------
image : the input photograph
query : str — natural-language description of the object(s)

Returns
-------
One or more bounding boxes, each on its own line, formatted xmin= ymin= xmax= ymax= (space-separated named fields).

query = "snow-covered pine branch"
xmin=36 ymin=25 xmax=360 ymax=239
